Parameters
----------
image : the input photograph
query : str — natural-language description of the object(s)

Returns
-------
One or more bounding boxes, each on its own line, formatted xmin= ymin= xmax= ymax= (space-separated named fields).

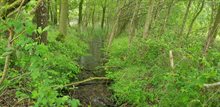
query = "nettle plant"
xmin=0 ymin=13 xmax=85 ymax=106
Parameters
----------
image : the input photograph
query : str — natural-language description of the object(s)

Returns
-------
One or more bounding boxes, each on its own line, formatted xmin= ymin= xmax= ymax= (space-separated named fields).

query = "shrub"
xmin=0 ymin=18 xmax=87 ymax=106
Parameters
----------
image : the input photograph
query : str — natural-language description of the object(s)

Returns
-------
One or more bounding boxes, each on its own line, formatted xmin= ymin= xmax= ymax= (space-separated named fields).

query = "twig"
xmin=10 ymin=29 xmax=26 ymax=43
xmin=204 ymin=82 xmax=220 ymax=88
xmin=7 ymin=0 xmax=25 ymax=18
xmin=9 ymin=72 xmax=30 ymax=82
xmin=12 ymin=98 xmax=27 ymax=107
xmin=0 ymin=0 xmax=23 ymax=13
xmin=0 ymin=89 xmax=8 ymax=98
xmin=0 ymin=28 xmax=13 ymax=85
xmin=0 ymin=18 xmax=10 ymax=28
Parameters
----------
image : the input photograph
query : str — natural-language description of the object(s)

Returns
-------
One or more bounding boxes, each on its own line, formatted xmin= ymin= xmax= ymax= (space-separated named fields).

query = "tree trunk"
xmin=54 ymin=0 xmax=58 ymax=25
xmin=91 ymin=4 xmax=95 ymax=29
xmin=78 ymin=0 xmax=84 ymax=29
xmin=203 ymin=4 xmax=220 ymax=56
xmin=107 ymin=1 xmax=125 ymax=48
xmin=101 ymin=0 xmax=107 ymax=29
xmin=179 ymin=0 xmax=192 ymax=37
xmin=143 ymin=0 xmax=154 ymax=39
xmin=59 ymin=0 xmax=68 ymax=37
xmin=128 ymin=0 xmax=141 ymax=44
xmin=186 ymin=0 xmax=205 ymax=38
xmin=35 ymin=0 xmax=49 ymax=44
xmin=160 ymin=0 xmax=174 ymax=36
xmin=48 ymin=0 xmax=53 ymax=24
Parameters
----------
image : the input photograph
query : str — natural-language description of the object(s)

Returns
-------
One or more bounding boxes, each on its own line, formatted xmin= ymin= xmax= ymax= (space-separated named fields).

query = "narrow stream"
xmin=70 ymin=36 xmax=115 ymax=107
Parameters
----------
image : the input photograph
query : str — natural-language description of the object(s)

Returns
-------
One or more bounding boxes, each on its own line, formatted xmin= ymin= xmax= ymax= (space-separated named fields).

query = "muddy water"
xmin=70 ymin=36 xmax=115 ymax=107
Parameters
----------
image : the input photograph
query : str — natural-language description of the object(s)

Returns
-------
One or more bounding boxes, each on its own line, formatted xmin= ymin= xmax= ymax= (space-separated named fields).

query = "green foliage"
xmin=2 ymin=0 xmax=220 ymax=106
xmin=106 ymin=36 xmax=220 ymax=106
xmin=0 ymin=38 xmax=6 ymax=66
xmin=0 ymin=15 xmax=86 ymax=106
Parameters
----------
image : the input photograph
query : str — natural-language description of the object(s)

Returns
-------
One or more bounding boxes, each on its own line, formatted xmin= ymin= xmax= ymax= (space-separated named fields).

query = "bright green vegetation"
xmin=1 ymin=0 xmax=220 ymax=107
xmin=107 ymin=36 xmax=220 ymax=107
xmin=0 ymin=20 xmax=86 ymax=106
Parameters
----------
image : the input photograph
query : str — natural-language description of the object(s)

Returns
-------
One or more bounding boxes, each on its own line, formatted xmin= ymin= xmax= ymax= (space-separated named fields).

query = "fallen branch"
xmin=204 ymin=82 xmax=220 ymax=88
xmin=64 ymin=77 xmax=110 ymax=87
xmin=53 ymin=77 xmax=110 ymax=89
xmin=0 ymin=28 xmax=13 ymax=85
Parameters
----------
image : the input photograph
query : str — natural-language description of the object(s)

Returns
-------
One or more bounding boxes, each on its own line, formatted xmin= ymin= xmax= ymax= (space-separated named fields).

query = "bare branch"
xmin=204 ymin=82 xmax=220 ymax=88
xmin=0 ymin=28 xmax=13 ymax=85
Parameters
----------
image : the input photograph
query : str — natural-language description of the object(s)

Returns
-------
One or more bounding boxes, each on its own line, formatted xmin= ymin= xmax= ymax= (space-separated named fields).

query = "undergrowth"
xmin=0 ymin=18 xmax=87 ymax=106
xmin=106 ymin=36 xmax=220 ymax=107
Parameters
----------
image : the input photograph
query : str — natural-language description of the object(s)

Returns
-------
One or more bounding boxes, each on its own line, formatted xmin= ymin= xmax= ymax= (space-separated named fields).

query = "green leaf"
xmin=69 ymin=99 xmax=80 ymax=107
xmin=32 ymin=90 xmax=38 ymax=98
xmin=31 ymin=70 xmax=40 ymax=80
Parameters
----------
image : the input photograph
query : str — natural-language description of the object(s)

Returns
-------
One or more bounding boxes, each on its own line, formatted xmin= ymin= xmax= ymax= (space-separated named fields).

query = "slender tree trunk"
xmin=59 ymin=0 xmax=68 ymax=37
xmin=203 ymin=4 xmax=220 ymax=56
xmin=128 ymin=0 xmax=141 ymax=44
xmin=179 ymin=0 xmax=192 ymax=37
xmin=153 ymin=0 xmax=164 ymax=22
xmin=101 ymin=6 xmax=106 ymax=28
xmin=107 ymin=1 xmax=125 ymax=48
xmin=78 ymin=0 xmax=84 ymax=29
xmin=82 ymin=1 xmax=90 ymax=28
xmin=160 ymin=0 xmax=174 ymax=35
xmin=186 ymin=0 xmax=205 ymax=38
xmin=143 ymin=0 xmax=154 ymax=39
xmin=91 ymin=5 xmax=95 ymax=29
xmin=48 ymin=0 xmax=54 ymax=24
xmin=54 ymin=0 xmax=58 ymax=25
xmin=101 ymin=0 xmax=107 ymax=28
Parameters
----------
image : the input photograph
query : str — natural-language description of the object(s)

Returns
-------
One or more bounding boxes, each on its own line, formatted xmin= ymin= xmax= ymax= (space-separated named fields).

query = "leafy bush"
xmin=0 ymin=17 xmax=87 ymax=106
